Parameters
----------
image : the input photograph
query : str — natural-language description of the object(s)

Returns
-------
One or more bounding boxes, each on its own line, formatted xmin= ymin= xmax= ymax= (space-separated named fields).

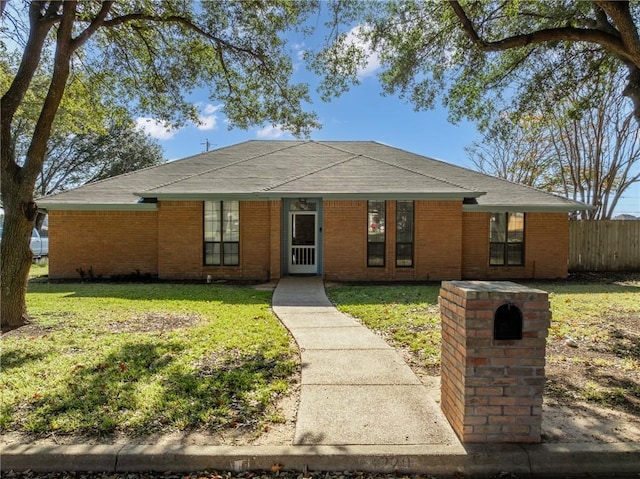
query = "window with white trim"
xmin=204 ymin=201 xmax=239 ymax=266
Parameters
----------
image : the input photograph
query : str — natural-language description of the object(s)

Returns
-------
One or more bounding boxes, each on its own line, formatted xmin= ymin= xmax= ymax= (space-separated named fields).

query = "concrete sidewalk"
xmin=271 ymin=276 xmax=458 ymax=447
xmin=2 ymin=276 xmax=640 ymax=476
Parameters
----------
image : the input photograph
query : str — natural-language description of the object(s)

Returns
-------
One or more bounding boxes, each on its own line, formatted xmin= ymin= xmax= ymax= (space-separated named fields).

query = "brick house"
xmin=39 ymin=141 xmax=589 ymax=282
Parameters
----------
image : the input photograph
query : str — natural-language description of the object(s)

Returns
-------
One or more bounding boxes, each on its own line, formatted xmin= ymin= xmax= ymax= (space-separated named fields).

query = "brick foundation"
xmin=439 ymin=281 xmax=550 ymax=443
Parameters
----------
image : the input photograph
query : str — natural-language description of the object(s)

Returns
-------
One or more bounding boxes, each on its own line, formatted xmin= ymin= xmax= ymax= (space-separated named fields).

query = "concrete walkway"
xmin=271 ymin=276 xmax=459 ymax=446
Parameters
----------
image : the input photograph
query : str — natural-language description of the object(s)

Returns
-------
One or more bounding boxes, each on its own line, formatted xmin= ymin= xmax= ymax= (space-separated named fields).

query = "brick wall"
xmin=269 ymin=200 xmax=282 ymax=280
xmin=415 ymin=200 xmax=462 ymax=280
xmin=159 ymin=200 xmax=275 ymax=281
xmin=158 ymin=201 xmax=202 ymax=279
xmin=323 ymin=200 xmax=463 ymax=281
xmin=48 ymin=210 xmax=158 ymax=279
xmin=440 ymin=281 xmax=550 ymax=443
xmin=49 ymin=202 xmax=570 ymax=281
xmin=323 ymin=200 xmax=367 ymax=281
xmin=49 ymin=200 xmax=279 ymax=281
xmin=461 ymin=212 xmax=569 ymax=279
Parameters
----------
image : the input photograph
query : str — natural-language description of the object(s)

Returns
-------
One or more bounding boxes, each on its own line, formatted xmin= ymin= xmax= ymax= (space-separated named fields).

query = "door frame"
xmin=282 ymin=198 xmax=322 ymax=276
xmin=288 ymin=210 xmax=318 ymax=274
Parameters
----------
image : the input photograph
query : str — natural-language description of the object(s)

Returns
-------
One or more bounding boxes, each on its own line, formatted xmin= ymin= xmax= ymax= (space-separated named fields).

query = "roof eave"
xmin=37 ymin=202 xmax=158 ymax=211
xmin=136 ymin=191 xmax=486 ymax=201
xmin=463 ymin=203 xmax=596 ymax=213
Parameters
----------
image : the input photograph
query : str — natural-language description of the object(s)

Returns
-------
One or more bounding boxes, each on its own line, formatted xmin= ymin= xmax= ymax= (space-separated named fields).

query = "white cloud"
xmin=203 ymin=103 xmax=222 ymax=115
xmin=197 ymin=114 xmax=217 ymax=131
xmin=256 ymin=125 xmax=288 ymax=139
xmin=345 ymin=25 xmax=381 ymax=79
xmin=196 ymin=103 xmax=222 ymax=131
xmin=292 ymin=42 xmax=306 ymax=61
xmin=135 ymin=117 xmax=179 ymax=140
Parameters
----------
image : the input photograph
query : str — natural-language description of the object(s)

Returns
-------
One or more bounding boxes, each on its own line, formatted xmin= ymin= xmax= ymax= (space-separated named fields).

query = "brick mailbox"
xmin=439 ymin=281 xmax=550 ymax=443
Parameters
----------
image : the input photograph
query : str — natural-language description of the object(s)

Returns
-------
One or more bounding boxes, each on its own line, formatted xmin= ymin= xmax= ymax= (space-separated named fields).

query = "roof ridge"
xmin=369 ymin=142 xmax=583 ymax=205
xmin=142 ymin=141 xmax=305 ymax=193
xmin=262 ymin=153 xmax=361 ymax=192
xmin=315 ymin=141 xmax=477 ymax=193
xmin=361 ymin=153 xmax=477 ymax=193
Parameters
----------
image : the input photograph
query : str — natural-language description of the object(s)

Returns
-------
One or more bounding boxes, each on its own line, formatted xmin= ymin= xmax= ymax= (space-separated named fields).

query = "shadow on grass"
xmin=525 ymin=275 xmax=640 ymax=295
xmin=1 ymin=349 xmax=49 ymax=371
xmin=546 ymin=372 xmax=640 ymax=417
xmin=326 ymin=283 xmax=441 ymax=306
xmin=27 ymin=282 xmax=271 ymax=305
xmin=19 ymin=340 xmax=294 ymax=437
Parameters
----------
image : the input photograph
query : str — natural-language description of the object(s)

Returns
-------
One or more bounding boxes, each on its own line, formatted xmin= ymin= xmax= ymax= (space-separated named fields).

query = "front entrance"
xmin=289 ymin=210 xmax=317 ymax=274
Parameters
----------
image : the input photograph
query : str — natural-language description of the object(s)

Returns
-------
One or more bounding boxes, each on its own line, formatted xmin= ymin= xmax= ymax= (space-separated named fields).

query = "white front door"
xmin=289 ymin=211 xmax=317 ymax=274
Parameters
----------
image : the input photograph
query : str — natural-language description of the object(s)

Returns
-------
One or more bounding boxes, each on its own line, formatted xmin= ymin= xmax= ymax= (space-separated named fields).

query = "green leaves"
xmin=309 ymin=0 xmax=638 ymax=127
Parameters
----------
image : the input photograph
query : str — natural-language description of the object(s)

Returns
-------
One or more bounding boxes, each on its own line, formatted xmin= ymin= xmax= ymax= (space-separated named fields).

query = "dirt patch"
xmin=545 ymin=311 xmax=640 ymax=414
xmin=1 ymin=321 xmax=58 ymax=338
xmin=106 ymin=312 xmax=202 ymax=333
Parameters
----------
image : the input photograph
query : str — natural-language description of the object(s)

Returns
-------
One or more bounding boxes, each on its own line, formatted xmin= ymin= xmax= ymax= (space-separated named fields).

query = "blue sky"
xmin=134 ymin=26 xmax=640 ymax=217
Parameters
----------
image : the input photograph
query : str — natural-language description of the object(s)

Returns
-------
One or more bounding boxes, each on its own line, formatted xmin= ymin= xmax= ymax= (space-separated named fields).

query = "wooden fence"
xmin=569 ymin=220 xmax=640 ymax=271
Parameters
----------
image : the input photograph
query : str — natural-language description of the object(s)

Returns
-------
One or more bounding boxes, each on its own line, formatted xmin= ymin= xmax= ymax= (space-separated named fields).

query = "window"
xmin=204 ymin=201 xmax=239 ymax=266
xmin=490 ymin=212 xmax=524 ymax=266
xmin=367 ymin=200 xmax=385 ymax=267
xmin=396 ymin=201 xmax=414 ymax=267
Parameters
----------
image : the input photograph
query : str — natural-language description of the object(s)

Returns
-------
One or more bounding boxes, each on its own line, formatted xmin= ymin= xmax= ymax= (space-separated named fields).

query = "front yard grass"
xmin=1 ymin=282 xmax=297 ymax=439
xmin=327 ymin=275 xmax=640 ymax=412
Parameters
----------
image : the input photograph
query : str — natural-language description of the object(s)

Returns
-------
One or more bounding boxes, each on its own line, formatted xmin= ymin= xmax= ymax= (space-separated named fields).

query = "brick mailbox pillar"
xmin=439 ymin=281 xmax=550 ymax=443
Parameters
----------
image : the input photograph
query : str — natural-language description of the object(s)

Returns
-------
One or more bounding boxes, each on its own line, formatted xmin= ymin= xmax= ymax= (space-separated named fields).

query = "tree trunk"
xmin=624 ymin=64 xmax=640 ymax=126
xmin=1 ymin=177 xmax=35 ymax=331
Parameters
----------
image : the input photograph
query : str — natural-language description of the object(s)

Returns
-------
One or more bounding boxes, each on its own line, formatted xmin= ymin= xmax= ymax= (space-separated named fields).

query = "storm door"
xmin=288 ymin=211 xmax=317 ymax=274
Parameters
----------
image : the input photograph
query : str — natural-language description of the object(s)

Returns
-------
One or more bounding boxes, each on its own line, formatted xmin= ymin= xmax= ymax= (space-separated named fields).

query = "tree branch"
xmin=449 ymin=1 xmax=634 ymax=64
xmin=71 ymin=1 xmax=114 ymax=51
xmin=596 ymin=1 xmax=640 ymax=60
xmin=23 ymin=1 xmax=76 ymax=184
xmin=102 ymin=13 xmax=261 ymax=60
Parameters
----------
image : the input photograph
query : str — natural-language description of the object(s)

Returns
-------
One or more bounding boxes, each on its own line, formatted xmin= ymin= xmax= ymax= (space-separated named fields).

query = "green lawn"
xmin=327 ymin=278 xmax=640 ymax=369
xmin=1 ymin=281 xmax=297 ymax=438
xmin=326 ymin=284 xmax=443 ymax=369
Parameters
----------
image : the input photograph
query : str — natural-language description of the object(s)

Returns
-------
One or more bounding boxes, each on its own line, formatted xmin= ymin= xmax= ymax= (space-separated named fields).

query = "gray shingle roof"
xmin=38 ymin=140 xmax=589 ymax=212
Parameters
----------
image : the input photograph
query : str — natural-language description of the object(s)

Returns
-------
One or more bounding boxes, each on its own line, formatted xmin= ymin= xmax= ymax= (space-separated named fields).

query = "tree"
xmin=468 ymin=71 xmax=640 ymax=220
xmin=35 ymin=122 xmax=164 ymax=196
xmin=1 ymin=1 xmax=319 ymax=330
xmin=311 ymin=1 xmax=640 ymax=127
xmin=547 ymin=73 xmax=640 ymax=220
xmin=467 ymin=113 xmax=559 ymax=191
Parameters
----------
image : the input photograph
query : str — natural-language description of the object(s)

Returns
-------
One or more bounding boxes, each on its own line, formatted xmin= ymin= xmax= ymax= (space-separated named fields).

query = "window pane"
xmin=508 ymin=212 xmax=524 ymax=243
xmin=396 ymin=243 xmax=413 ymax=267
xmin=507 ymin=243 xmax=524 ymax=265
xmin=290 ymin=200 xmax=317 ymax=211
xmin=204 ymin=201 xmax=221 ymax=242
xmin=490 ymin=213 xmax=506 ymax=243
xmin=223 ymin=242 xmax=239 ymax=266
xmin=368 ymin=201 xmax=385 ymax=243
xmin=292 ymin=213 xmax=315 ymax=246
xmin=396 ymin=201 xmax=414 ymax=243
xmin=223 ymin=201 xmax=240 ymax=242
xmin=368 ymin=242 xmax=385 ymax=267
xmin=490 ymin=243 xmax=505 ymax=265
xmin=205 ymin=242 xmax=221 ymax=266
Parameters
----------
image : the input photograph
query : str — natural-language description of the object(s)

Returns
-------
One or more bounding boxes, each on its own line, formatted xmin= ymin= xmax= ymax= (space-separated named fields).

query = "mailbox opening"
xmin=494 ymin=302 xmax=523 ymax=340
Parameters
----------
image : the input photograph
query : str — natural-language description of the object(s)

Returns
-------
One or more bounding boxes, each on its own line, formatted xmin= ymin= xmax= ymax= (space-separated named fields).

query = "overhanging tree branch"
xmin=102 ymin=13 xmax=262 ymax=60
xmin=72 ymin=1 xmax=114 ymax=50
xmin=449 ymin=1 xmax=634 ymax=64
xmin=596 ymin=1 xmax=640 ymax=60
